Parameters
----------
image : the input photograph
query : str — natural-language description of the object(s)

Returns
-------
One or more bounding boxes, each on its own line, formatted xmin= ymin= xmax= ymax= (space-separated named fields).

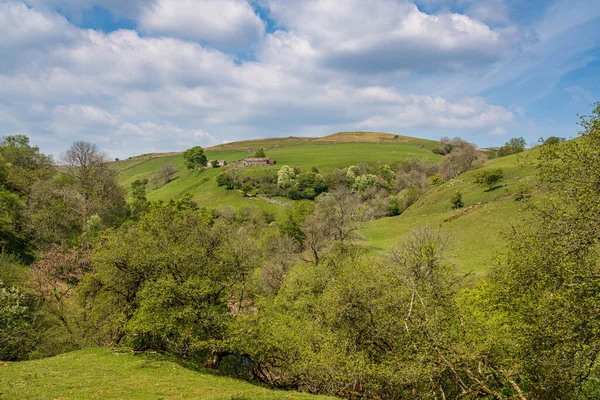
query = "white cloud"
xmin=0 ymin=0 xmax=522 ymax=157
xmin=138 ymin=0 xmax=264 ymax=51
xmin=263 ymin=0 xmax=522 ymax=74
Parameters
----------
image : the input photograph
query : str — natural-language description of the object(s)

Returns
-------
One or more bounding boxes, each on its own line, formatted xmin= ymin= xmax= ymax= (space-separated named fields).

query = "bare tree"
xmin=150 ymin=163 xmax=177 ymax=188
xmin=60 ymin=141 xmax=125 ymax=225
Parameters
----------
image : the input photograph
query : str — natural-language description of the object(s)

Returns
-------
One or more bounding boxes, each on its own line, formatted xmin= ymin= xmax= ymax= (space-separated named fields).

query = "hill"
xmin=112 ymin=132 xmax=538 ymax=277
xmin=365 ymin=151 xmax=538 ymax=278
xmin=205 ymin=131 xmax=438 ymax=152
xmin=112 ymin=131 xmax=442 ymax=212
xmin=0 ymin=349 xmax=333 ymax=400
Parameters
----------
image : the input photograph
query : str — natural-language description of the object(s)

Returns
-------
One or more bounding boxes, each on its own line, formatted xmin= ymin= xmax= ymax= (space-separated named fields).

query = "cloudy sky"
xmin=1 ymin=0 xmax=599 ymax=159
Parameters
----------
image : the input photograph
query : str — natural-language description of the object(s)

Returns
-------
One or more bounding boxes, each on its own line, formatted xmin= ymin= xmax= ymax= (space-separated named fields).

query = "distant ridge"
xmin=206 ymin=131 xmax=434 ymax=151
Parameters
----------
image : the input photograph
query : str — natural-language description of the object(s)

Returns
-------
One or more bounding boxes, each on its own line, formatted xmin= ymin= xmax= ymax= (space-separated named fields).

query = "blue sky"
xmin=0 ymin=0 xmax=599 ymax=158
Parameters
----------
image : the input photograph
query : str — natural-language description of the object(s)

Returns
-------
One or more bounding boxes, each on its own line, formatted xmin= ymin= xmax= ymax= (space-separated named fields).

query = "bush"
xmin=514 ymin=184 xmax=532 ymax=201
xmin=450 ymin=191 xmax=464 ymax=209
xmin=429 ymin=174 xmax=444 ymax=186
xmin=475 ymin=169 xmax=504 ymax=190
xmin=497 ymin=137 xmax=526 ymax=157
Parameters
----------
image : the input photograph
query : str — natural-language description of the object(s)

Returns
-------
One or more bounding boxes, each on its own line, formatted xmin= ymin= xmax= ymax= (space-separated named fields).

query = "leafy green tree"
xmin=296 ymin=172 xmax=328 ymax=199
xmin=542 ymin=136 xmax=565 ymax=146
xmin=254 ymin=149 xmax=266 ymax=158
xmin=476 ymin=168 xmax=504 ymax=190
xmin=183 ymin=146 xmax=207 ymax=171
xmin=84 ymin=202 xmax=244 ymax=356
xmin=0 ymin=281 xmax=36 ymax=361
xmin=469 ymin=102 xmax=600 ymax=398
xmin=277 ymin=201 xmax=314 ymax=247
xmin=216 ymin=171 xmax=235 ymax=189
xmin=277 ymin=166 xmax=296 ymax=189
xmin=450 ymin=191 xmax=463 ymax=208
xmin=129 ymin=179 xmax=149 ymax=219
xmin=352 ymin=173 xmax=377 ymax=192
xmin=497 ymin=137 xmax=526 ymax=157
xmin=0 ymin=135 xmax=54 ymax=197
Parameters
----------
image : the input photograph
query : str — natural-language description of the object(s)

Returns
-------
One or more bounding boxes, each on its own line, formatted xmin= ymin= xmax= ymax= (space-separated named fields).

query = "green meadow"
xmin=0 ymin=349 xmax=333 ymax=400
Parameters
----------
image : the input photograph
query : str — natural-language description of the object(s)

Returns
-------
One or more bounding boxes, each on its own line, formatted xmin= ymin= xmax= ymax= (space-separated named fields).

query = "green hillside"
xmin=113 ymin=131 xmax=538 ymax=278
xmin=0 ymin=349 xmax=333 ymax=400
xmin=365 ymin=151 xmax=538 ymax=278
xmin=113 ymin=132 xmax=441 ymax=212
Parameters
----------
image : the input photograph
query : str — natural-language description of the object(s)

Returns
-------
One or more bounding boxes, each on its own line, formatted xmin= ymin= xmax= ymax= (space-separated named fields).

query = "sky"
xmin=0 ymin=0 xmax=599 ymax=159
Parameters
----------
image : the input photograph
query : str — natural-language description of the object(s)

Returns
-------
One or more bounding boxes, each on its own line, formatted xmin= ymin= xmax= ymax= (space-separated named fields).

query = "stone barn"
xmin=242 ymin=157 xmax=276 ymax=167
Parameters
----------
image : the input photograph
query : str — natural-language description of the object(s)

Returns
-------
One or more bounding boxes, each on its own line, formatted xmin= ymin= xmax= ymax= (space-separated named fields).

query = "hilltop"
xmin=205 ymin=131 xmax=437 ymax=151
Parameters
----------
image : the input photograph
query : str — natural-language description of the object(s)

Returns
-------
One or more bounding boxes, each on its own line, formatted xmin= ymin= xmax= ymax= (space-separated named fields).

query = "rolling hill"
xmin=112 ymin=131 xmax=538 ymax=277
xmin=112 ymin=131 xmax=442 ymax=213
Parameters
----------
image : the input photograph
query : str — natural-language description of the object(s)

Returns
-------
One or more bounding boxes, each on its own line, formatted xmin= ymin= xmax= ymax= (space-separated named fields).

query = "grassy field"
xmin=364 ymin=151 xmax=538 ymax=279
xmin=113 ymin=132 xmax=441 ymax=213
xmin=0 ymin=349 xmax=333 ymax=400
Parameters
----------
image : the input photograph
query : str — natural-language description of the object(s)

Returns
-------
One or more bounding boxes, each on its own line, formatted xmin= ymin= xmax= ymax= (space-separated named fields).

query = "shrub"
xmin=475 ymin=169 xmax=504 ymax=190
xmin=514 ymin=184 xmax=532 ymax=201
xmin=430 ymin=174 xmax=444 ymax=186
xmin=497 ymin=137 xmax=526 ymax=157
xmin=450 ymin=191 xmax=464 ymax=209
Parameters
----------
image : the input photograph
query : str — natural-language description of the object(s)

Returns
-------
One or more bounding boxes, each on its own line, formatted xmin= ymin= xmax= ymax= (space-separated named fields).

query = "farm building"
xmin=206 ymin=160 xmax=227 ymax=168
xmin=243 ymin=157 xmax=276 ymax=167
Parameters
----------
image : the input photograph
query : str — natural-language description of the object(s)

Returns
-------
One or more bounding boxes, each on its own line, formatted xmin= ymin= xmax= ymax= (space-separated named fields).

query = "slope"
xmin=113 ymin=132 xmax=441 ymax=211
xmin=0 ymin=349 xmax=333 ymax=400
xmin=365 ymin=151 xmax=538 ymax=279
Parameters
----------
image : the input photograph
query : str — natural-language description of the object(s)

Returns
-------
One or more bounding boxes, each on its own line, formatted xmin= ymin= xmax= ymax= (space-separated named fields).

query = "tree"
xmin=439 ymin=140 xmax=478 ymax=180
xmin=277 ymin=166 xmax=296 ymax=189
xmin=0 ymin=135 xmax=54 ymax=197
xmin=497 ymin=137 xmax=526 ymax=157
xmin=314 ymin=187 xmax=363 ymax=244
xmin=468 ymin=102 xmax=600 ymax=398
xmin=60 ymin=141 xmax=126 ymax=226
xmin=85 ymin=203 xmax=238 ymax=356
xmin=475 ymin=168 xmax=504 ymax=190
xmin=130 ymin=179 xmax=149 ymax=219
xmin=0 ymin=281 xmax=37 ymax=361
xmin=151 ymin=163 xmax=177 ymax=188
xmin=450 ymin=191 xmax=463 ymax=208
xmin=210 ymin=160 xmax=219 ymax=168
xmin=542 ymin=136 xmax=565 ymax=146
xmin=183 ymin=146 xmax=207 ymax=171
xmin=254 ymin=149 xmax=266 ymax=158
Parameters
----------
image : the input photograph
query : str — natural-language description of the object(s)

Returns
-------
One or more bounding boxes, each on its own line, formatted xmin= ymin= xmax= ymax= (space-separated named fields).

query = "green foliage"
xmin=211 ymin=160 xmax=220 ymax=168
xmin=254 ymin=149 xmax=266 ymax=158
xmin=0 ymin=281 xmax=36 ymax=361
xmin=183 ymin=146 xmax=207 ymax=171
xmin=450 ymin=191 xmax=463 ymax=208
xmin=429 ymin=173 xmax=444 ymax=186
xmin=352 ymin=173 xmax=377 ymax=192
xmin=542 ymin=136 xmax=565 ymax=146
xmin=277 ymin=201 xmax=314 ymax=246
xmin=514 ymin=184 xmax=532 ymax=201
xmin=389 ymin=196 xmax=401 ymax=216
xmin=475 ymin=168 xmax=504 ymax=189
xmin=497 ymin=137 xmax=526 ymax=157
xmin=277 ymin=166 xmax=296 ymax=189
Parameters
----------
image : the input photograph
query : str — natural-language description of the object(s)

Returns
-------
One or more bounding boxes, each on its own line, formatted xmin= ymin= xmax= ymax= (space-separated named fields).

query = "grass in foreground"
xmin=0 ymin=349 xmax=333 ymax=400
